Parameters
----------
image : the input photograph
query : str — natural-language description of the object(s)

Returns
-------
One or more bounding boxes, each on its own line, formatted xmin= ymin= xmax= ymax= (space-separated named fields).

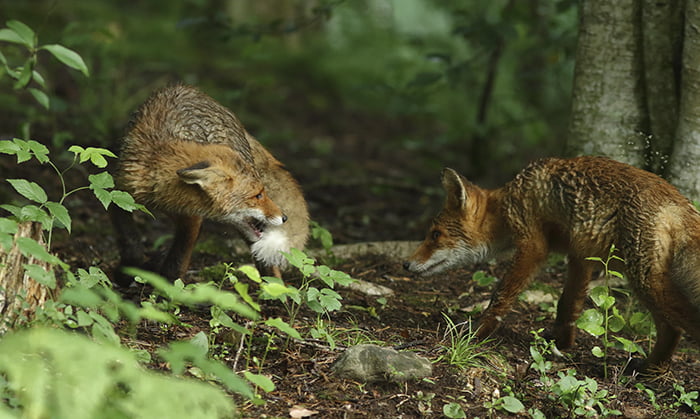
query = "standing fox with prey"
xmin=112 ymin=84 xmax=308 ymax=283
xmin=405 ymin=156 xmax=700 ymax=372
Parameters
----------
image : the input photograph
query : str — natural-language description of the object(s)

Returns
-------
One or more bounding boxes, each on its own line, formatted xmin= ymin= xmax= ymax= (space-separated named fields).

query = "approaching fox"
xmin=112 ymin=84 xmax=309 ymax=283
xmin=405 ymin=156 xmax=700 ymax=371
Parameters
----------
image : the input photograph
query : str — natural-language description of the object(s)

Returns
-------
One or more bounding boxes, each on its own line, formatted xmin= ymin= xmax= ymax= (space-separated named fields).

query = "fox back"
xmin=406 ymin=156 xmax=700 ymax=371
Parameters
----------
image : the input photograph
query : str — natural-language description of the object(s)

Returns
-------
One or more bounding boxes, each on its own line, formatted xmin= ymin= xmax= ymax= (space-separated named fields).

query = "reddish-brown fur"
xmin=405 ymin=156 xmax=700 ymax=372
xmin=112 ymin=85 xmax=308 ymax=283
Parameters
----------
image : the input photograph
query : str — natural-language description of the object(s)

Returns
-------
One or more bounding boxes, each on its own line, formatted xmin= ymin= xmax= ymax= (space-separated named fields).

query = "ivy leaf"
xmin=40 ymin=44 xmax=89 ymax=76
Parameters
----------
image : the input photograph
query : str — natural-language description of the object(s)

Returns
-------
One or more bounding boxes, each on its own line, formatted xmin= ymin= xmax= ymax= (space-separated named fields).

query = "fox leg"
xmin=110 ymin=206 xmax=145 ymax=286
xmin=641 ymin=312 xmax=681 ymax=372
xmin=552 ymin=257 xmax=594 ymax=349
xmin=476 ymin=235 xmax=548 ymax=339
xmin=161 ymin=214 xmax=203 ymax=280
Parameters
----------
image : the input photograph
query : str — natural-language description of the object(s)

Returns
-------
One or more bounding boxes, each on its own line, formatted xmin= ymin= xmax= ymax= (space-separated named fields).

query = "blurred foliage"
xmin=0 ymin=0 xmax=578 ymax=179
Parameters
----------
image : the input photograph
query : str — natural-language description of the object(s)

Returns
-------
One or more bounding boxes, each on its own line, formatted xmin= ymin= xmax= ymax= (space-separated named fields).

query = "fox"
xmin=404 ymin=156 xmax=700 ymax=372
xmin=112 ymin=84 xmax=309 ymax=284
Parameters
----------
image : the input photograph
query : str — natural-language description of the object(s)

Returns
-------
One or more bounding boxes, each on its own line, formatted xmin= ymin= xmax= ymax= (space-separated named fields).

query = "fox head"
xmin=404 ymin=168 xmax=495 ymax=275
xmin=177 ymin=157 xmax=287 ymax=242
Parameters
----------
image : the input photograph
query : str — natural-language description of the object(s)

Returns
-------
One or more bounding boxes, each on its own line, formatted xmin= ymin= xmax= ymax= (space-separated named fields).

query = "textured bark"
xmin=567 ymin=0 xmax=648 ymax=167
xmin=0 ymin=222 xmax=53 ymax=333
xmin=667 ymin=1 xmax=700 ymax=201
xmin=641 ymin=0 xmax=683 ymax=173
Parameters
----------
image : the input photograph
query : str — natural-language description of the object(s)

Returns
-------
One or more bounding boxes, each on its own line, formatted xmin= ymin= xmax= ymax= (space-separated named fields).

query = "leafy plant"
xmin=578 ymin=244 xmax=646 ymax=378
xmin=483 ymin=386 xmax=525 ymax=416
xmin=0 ymin=328 xmax=236 ymax=419
xmin=0 ymin=19 xmax=88 ymax=109
xmin=672 ymin=383 xmax=700 ymax=414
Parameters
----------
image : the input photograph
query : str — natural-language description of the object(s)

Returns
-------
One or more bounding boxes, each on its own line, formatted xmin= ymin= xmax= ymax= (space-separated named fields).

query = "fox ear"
xmin=177 ymin=161 xmax=219 ymax=188
xmin=441 ymin=168 xmax=469 ymax=211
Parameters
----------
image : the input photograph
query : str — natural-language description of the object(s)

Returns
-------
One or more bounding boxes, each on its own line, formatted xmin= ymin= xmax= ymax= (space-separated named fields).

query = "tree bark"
xmin=667 ymin=1 xmax=700 ymax=201
xmin=641 ymin=0 xmax=683 ymax=173
xmin=567 ymin=0 xmax=648 ymax=167
xmin=0 ymin=222 xmax=53 ymax=333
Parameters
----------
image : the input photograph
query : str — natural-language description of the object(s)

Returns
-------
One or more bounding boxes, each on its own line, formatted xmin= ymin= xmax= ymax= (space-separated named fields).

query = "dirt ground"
xmin=6 ymin=113 xmax=700 ymax=418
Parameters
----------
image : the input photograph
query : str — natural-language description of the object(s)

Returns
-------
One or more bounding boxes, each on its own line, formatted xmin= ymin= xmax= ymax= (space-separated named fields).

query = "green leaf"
xmin=443 ymin=402 xmax=466 ymax=418
xmin=88 ymin=172 xmax=115 ymax=189
xmin=0 ymin=28 xmax=26 ymax=45
xmin=26 ymin=140 xmax=50 ymax=163
xmin=28 ymin=87 xmax=49 ymax=109
xmin=6 ymin=20 xmax=35 ymax=48
xmin=76 ymin=310 xmax=94 ymax=327
xmin=189 ymin=331 xmax=209 ymax=356
xmin=233 ymin=282 xmax=261 ymax=312
xmin=40 ymin=44 xmax=89 ymax=76
xmin=32 ymin=69 xmax=46 ymax=87
xmin=7 ymin=179 xmax=47 ymax=204
xmin=13 ymin=60 xmax=33 ymax=89
xmin=16 ymin=237 xmax=66 ymax=268
xmin=261 ymin=281 xmax=298 ymax=299
xmin=0 ymin=218 xmax=18 ymax=235
xmin=264 ymin=317 xmax=302 ymax=339
xmin=92 ymin=188 xmax=112 ymax=210
xmin=576 ymin=308 xmax=605 ymax=336
xmin=23 ymin=263 xmax=56 ymax=288
xmin=500 ymin=396 xmax=525 ymax=413
xmin=237 ymin=265 xmax=261 ymax=283
xmin=242 ymin=371 xmax=275 ymax=392
xmin=45 ymin=202 xmax=71 ymax=233
xmin=591 ymin=346 xmax=604 ymax=358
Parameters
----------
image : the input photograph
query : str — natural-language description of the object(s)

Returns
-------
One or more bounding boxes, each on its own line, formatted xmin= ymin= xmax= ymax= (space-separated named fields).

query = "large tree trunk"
xmin=667 ymin=1 xmax=700 ymax=201
xmin=641 ymin=0 xmax=683 ymax=173
xmin=0 ymin=222 xmax=53 ymax=333
xmin=566 ymin=0 xmax=648 ymax=167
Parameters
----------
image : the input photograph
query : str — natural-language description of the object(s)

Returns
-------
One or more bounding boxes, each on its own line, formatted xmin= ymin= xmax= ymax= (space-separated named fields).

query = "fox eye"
xmin=431 ymin=230 xmax=442 ymax=240
xmin=254 ymin=191 xmax=264 ymax=199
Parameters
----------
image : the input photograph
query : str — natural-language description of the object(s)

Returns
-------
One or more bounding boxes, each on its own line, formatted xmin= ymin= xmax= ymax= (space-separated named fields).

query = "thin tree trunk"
xmin=0 ymin=222 xmax=53 ymax=333
xmin=641 ymin=0 xmax=683 ymax=173
xmin=566 ymin=0 xmax=648 ymax=167
xmin=667 ymin=1 xmax=700 ymax=201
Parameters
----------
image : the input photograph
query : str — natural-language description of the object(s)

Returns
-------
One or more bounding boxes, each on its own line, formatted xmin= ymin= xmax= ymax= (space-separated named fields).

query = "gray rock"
xmin=332 ymin=344 xmax=432 ymax=383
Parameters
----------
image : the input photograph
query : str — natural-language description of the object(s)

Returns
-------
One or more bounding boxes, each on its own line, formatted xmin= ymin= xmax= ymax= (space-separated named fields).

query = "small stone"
xmin=332 ymin=344 xmax=432 ymax=383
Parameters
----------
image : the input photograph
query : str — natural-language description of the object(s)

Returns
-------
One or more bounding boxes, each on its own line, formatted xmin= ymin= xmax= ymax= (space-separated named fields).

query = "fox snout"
xmin=268 ymin=213 xmax=288 ymax=226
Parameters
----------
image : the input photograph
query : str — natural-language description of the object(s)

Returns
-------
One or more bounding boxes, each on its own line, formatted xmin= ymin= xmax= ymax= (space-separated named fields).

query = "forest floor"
xmin=15 ymin=111 xmax=700 ymax=418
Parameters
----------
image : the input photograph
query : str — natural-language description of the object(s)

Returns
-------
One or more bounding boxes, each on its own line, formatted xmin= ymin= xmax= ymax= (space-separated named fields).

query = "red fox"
xmin=405 ymin=156 xmax=700 ymax=372
xmin=112 ymin=85 xmax=308 ymax=283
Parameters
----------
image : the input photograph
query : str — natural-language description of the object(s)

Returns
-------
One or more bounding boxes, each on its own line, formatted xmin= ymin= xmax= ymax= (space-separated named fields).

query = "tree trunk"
xmin=667 ymin=1 xmax=700 ymax=201
xmin=0 ymin=222 xmax=53 ymax=333
xmin=641 ymin=0 xmax=683 ymax=173
xmin=566 ymin=0 xmax=648 ymax=167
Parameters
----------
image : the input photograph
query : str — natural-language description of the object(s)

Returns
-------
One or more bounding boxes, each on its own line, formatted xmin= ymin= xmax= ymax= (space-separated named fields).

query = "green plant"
xmin=436 ymin=314 xmax=495 ymax=371
xmin=671 ymin=383 xmax=700 ymax=414
xmin=0 ymin=328 xmax=236 ymax=419
xmin=483 ymin=386 xmax=525 ymax=416
xmin=577 ymin=244 xmax=646 ymax=378
xmin=634 ymin=383 xmax=661 ymax=411
xmin=0 ymin=19 xmax=88 ymax=109
xmin=443 ymin=401 xmax=466 ymax=418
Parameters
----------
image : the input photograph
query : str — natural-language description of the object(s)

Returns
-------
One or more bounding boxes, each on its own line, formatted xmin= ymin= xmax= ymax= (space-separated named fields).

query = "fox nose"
xmin=403 ymin=261 xmax=411 ymax=271
xmin=282 ymin=214 xmax=288 ymax=223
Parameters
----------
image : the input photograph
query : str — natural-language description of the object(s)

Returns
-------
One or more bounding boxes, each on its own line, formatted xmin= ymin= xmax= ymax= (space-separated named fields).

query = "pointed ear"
xmin=177 ymin=161 xmax=220 ymax=188
xmin=441 ymin=168 xmax=469 ymax=211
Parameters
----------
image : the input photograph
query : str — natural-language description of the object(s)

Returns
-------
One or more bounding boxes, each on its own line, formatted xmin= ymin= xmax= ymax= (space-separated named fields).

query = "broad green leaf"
xmin=76 ymin=310 xmax=94 ymax=327
xmin=20 ymin=204 xmax=52 ymax=227
xmin=591 ymin=346 xmax=604 ymax=358
xmin=7 ymin=179 xmax=47 ymax=204
xmin=443 ymin=402 xmax=466 ymax=418
xmin=242 ymin=371 xmax=275 ymax=392
xmin=0 ymin=218 xmax=18 ymax=235
xmin=189 ymin=331 xmax=209 ymax=356
xmin=45 ymin=202 xmax=71 ymax=233
xmin=92 ymin=187 xmax=112 ymax=210
xmin=261 ymin=281 xmax=298 ymax=298
xmin=576 ymin=308 xmax=605 ymax=336
xmin=28 ymin=87 xmax=49 ymax=109
xmin=16 ymin=237 xmax=65 ymax=268
xmin=500 ymin=396 xmax=525 ymax=413
xmin=0 ymin=28 xmax=26 ymax=46
xmin=233 ymin=282 xmax=261 ymax=312
xmin=26 ymin=140 xmax=50 ymax=163
xmin=6 ymin=20 xmax=35 ymax=48
xmin=40 ymin=44 xmax=89 ymax=76
xmin=23 ymin=263 xmax=56 ymax=288
xmin=88 ymin=171 xmax=115 ymax=189
xmin=237 ymin=264 xmax=261 ymax=283
xmin=264 ymin=317 xmax=302 ymax=339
